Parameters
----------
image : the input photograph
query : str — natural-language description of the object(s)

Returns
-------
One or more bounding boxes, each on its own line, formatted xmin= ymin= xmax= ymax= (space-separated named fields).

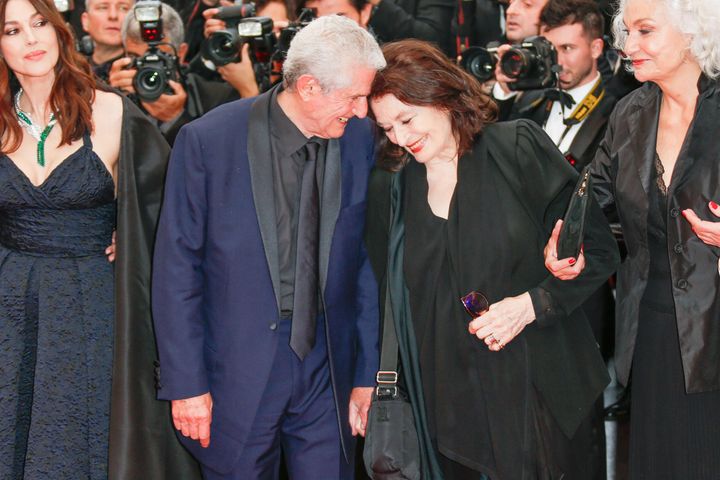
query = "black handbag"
xmin=363 ymin=282 xmax=421 ymax=480
xmin=557 ymin=165 xmax=593 ymax=260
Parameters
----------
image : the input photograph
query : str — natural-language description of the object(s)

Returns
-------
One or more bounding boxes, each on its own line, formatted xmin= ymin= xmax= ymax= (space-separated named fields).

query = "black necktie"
xmin=290 ymin=140 xmax=320 ymax=360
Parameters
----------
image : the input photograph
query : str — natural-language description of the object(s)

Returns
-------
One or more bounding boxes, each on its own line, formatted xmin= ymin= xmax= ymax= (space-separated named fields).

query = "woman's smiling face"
xmin=371 ymin=93 xmax=457 ymax=165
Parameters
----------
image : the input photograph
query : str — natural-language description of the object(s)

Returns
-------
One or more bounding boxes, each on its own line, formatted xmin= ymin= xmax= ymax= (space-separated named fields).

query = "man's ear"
xmin=359 ymin=3 xmax=373 ymax=29
xmin=81 ymin=11 xmax=90 ymax=33
xmin=295 ymin=74 xmax=321 ymax=101
xmin=590 ymin=37 xmax=604 ymax=61
xmin=178 ymin=42 xmax=189 ymax=64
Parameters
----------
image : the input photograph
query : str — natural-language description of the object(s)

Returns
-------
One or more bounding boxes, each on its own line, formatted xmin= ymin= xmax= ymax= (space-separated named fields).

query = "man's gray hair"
xmin=121 ymin=2 xmax=184 ymax=49
xmin=283 ymin=15 xmax=386 ymax=92
xmin=612 ymin=0 xmax=720 ymax=79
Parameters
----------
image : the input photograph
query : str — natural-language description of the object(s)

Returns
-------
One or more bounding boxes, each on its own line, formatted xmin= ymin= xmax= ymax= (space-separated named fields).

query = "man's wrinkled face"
xmin=303 ymin=66 xmax=376 ymax=138
xmin=81 ymin=0 xmax=133 ymax=47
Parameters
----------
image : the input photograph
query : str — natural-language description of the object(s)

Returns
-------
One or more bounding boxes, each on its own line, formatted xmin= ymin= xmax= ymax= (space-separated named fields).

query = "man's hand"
xmin=141 ymin=80 xmax=188 ymax=123
xmin=203 ymin=7 xmax=226 ymax=38
xmin=172 ymin=392 xmax=213 ymax=448
xmin=108 ymin=57 xmax=137 ymax=94
xmin=348 ymin=386 xmax=373 ymax=437
xmin=683 ymin=202 xmax=720 ymax=248
xmin=493 ymin=44 xmax=516 ymax=95
xmin=217 ymin=44 xmax=260 ymax=98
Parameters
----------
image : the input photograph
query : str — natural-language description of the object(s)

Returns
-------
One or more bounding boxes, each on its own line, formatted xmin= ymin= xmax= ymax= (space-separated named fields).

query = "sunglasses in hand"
xmin=460 ymin=290 xmax=489 ymax=318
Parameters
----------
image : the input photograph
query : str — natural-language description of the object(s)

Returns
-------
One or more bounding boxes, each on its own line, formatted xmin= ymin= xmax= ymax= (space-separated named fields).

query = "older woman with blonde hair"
xmin=546 ymin=0 xmax=720 ymax=476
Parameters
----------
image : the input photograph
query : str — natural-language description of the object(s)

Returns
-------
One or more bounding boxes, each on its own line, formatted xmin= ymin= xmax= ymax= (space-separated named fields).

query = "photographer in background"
xmin=109 ymin=1 xmax=239 ymax=144
xmin=504 ymin=0 xmax=546 ymax=42
xmin=197 ymin=0 xmax=290 ymax=97
xmin=494 ymin=0 xmax=617 ymax=170
xmin=81 ymin=0 xmax=134 ymax=81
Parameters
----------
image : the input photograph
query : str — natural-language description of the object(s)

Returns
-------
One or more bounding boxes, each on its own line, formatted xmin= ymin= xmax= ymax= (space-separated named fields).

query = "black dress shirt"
xmin=269 ymin=89 xmax=327 ymax=317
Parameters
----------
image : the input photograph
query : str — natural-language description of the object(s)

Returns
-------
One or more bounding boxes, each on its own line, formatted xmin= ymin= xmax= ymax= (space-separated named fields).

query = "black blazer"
xmin=366 ymin=120 xmax=619 ymax=463
xmin=593 ymin=76 xmax=720 ymax=393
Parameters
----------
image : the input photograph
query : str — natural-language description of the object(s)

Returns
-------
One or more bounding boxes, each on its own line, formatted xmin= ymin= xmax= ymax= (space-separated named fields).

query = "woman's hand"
xmin=468 ymin=292 xmax=535 ymax=352
xmin=544 ymin=219 xmax=585 ymax=280
xmin=105 ymin=231 xmax=116 ymax=263
xmin=682 ymin=202 xmax=720 ymax=247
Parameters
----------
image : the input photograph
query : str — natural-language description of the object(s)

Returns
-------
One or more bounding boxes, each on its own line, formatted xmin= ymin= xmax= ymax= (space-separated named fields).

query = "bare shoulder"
xmin=92 ymin=90 xmax=124 ymax=129
xmin=90 ymin=90 xmax=123 ymax=167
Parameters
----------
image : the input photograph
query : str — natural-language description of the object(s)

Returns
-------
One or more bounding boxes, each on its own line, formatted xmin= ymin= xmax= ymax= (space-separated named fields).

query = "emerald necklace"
xmin=14 ymin=89 xmax=57 ymax=167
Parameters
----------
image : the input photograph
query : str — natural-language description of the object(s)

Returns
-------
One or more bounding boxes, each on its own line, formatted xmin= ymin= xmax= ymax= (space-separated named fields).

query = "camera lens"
xmin=205 ymin=30 xmax=241 ymax=66
xmin=500 ymin=48 xmax=532 ymax=79
xmin=134 ymin=66 xmax=166 ymax=101
xmin=460 ymin=47 xmax=496 ymax=83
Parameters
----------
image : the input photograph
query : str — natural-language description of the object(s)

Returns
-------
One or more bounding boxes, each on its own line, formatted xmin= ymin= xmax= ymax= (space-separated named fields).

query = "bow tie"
xmin=543 ymin=88 xmax=576 ymax=109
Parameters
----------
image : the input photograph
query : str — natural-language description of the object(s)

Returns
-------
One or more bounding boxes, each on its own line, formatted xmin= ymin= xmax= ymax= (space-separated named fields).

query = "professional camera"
xmin=269 ymin=8 xmax=315 ymax=72
xmin=203 ymin=3 xmax=278 ymax=66
xmin=460 ymin=36 xmax=560 ymax=91
xmin=128 ymin=0 xmax=181 ymax=101
xmin=459 ymin=43 xmax=498 ymax=83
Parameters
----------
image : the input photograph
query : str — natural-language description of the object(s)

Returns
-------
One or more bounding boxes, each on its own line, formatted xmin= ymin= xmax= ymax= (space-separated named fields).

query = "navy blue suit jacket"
xmin=152 ymin=89 xmax=380 ymax=473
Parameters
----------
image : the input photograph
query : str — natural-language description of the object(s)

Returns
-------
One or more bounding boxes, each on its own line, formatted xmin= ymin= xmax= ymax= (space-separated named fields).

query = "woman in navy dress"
xmin=0 ymin=0 xmax=200 ymax=477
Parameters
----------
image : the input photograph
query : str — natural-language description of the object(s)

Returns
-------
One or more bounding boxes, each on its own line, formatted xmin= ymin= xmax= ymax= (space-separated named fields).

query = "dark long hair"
xmin=0 ymin=0 xmax=96 ymax=154
xmin=370 ymin=39 xmax=498 ymax=171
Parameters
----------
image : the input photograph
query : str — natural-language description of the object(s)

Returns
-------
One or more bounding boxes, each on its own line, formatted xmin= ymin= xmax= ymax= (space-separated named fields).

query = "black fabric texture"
xmin=110 ymin=96 xmax=201 ymax=479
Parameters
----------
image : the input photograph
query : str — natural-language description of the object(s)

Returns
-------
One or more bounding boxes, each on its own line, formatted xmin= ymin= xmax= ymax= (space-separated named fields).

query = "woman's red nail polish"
xmin=569 ymin=258 xmax=576 ymax=265
xmin=711 ymin=201 xmax=718 ymax=210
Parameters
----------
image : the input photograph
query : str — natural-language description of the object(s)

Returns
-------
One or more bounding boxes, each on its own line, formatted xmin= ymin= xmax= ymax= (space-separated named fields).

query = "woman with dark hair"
xmin=546 ymin=0 xmax=720 ymax=476
xmin=365 ymin=39 xmax=619 ymax=479
xmin=0 ymin=0 xmax=199 ymax=477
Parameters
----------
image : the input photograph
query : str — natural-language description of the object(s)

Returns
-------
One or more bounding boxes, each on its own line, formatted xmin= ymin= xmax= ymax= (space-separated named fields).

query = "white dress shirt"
xmin=492 ymin=72 xmax=601 ymax=154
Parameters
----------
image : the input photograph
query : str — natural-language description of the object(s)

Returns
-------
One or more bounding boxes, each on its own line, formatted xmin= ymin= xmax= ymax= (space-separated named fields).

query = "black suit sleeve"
xmin=368 ymin=0 xmax=455 ymax=56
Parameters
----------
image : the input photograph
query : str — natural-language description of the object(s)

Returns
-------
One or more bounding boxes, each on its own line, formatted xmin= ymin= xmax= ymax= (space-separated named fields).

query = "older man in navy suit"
xmin=151 ymin=16 xmax=385 ymax=479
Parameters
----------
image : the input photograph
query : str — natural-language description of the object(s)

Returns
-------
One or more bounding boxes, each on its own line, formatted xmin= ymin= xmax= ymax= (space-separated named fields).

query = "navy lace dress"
xmin=0 ymin=133 xmax=116 ymax=479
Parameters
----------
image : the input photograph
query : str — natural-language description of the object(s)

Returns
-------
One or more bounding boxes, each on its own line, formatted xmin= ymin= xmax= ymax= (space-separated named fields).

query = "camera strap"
xmin=555 ymin=77 xmax=605 ymax=147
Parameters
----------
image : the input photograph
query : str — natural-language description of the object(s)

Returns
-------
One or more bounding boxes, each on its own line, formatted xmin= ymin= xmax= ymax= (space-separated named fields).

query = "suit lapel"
xmin=319 ymin=138 xmax=342 ymax=292
xmin=669 ymin=79 xmax=720 ymax=195
xmin=568 ymin=97 xmax=611 ymax=165
xmin=247 ymin=89 xmax=282 ymax=313
xmin=628 ymin=87 xmax=661 ymax=199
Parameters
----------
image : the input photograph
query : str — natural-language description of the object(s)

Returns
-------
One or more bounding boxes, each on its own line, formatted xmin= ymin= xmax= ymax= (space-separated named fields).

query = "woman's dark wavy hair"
xmin=370 ymin=39 xmax=498 ymax=172
xmin=0 ymin=0 xmax=96 ymax=154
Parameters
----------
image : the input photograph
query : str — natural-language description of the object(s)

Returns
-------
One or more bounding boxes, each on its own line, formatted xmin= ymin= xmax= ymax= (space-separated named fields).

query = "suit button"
xmin=677 ymin=279 xmax=688 ymax=289
xmin=670 ymin=208 xmax=680 ymax=218
xmin=269 ymin=322 xmax=278 ymax=331
xmin=673 ymin=243 xmax=683 ymax=254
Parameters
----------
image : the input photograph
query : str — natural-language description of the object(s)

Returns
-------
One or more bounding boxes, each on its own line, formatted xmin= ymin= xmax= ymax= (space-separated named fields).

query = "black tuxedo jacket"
xmin=497 ymin=81 xmax=618 ymax=172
